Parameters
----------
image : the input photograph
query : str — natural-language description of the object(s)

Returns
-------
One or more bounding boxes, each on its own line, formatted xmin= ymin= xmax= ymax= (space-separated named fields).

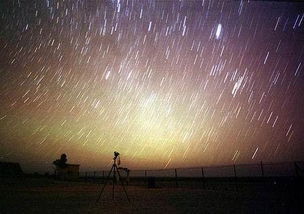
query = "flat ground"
xmin=0 ymin=177 xmax=303 ymax=213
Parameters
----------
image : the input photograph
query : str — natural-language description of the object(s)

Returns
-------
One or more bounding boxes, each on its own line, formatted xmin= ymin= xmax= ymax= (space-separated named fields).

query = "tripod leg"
xmin=95 ymin=165 xmax=114 ymax=203
xmin=112 ymin=167 xmax=115 ymax=200
xmin=116 ymin=167 xmax=130 ymax=203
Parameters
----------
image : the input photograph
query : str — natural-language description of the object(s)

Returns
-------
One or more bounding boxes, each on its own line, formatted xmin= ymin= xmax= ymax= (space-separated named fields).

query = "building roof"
xmin=66 ymin=164 xmax=80 ymax=166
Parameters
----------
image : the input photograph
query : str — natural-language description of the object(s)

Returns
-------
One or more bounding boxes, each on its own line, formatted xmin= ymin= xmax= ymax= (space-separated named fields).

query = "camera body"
xmin=114 ymin=151 xmax=120 ymax=159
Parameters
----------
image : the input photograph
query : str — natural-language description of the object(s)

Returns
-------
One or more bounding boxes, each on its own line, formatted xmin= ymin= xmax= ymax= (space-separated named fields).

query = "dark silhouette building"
xmin=0 ymin=161 xmax=23 ymax=177
xmin=53 ymin=154 xmax=79 ymax=180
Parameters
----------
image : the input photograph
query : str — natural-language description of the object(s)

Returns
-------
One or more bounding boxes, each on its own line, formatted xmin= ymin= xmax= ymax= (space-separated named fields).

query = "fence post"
xmin=102 ymin=170 xmax=105 ymax=178
xmin=201 ymin=167 xmax=206 ymax=188
xmin=233 ymin=164 xmax=237 ymax=177
xmin=93 ymin=171 xmax=96 ymax=178
xmin=260 ymin=161 xmax=264 ymax=177
xmin=85 ymin=172 xmax=88 ymax=181
xmin=233 ymin=164 xmax=238 ymax=192
xmin=175 ymin=169 xmax=178 ymax=187
xmin=294 ymin=162 xmax=299 ymax=177
xmin=145 ymin=170 xmax=147 ymax=185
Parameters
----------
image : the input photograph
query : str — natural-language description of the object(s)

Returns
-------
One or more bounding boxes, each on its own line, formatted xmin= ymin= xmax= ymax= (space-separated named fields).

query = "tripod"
xmin=95 ymin=153 xmax=130 ymax=203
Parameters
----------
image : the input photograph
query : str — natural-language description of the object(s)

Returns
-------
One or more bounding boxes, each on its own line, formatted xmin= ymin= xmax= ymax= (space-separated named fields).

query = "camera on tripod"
xmin=95 ymin=151 xmax=130 ymax=203
xmin=114 ymin=151 xmax=120 ymax=160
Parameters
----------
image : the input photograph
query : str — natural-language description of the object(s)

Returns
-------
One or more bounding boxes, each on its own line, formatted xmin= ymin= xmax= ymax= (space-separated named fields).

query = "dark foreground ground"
xmin=0 ymin=177 xmax=303 ymax=214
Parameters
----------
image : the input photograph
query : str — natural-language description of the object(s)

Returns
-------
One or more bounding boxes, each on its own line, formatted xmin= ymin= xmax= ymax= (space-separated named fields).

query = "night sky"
xmin=0 ymin=0 xmax=304 ymax=172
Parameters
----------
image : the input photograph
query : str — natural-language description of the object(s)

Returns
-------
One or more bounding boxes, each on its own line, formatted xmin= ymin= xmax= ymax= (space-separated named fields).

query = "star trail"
xmin=0 ymin=0 xmax=303 ymax=172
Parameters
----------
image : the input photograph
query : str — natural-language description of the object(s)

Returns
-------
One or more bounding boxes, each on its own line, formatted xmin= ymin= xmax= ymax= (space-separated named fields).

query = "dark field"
xmin=0 ymin=177 xmax=303 ymax=214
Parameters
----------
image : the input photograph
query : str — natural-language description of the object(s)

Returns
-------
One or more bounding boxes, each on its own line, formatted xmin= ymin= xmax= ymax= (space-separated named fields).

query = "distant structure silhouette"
xmin=0 ymin=161 xmax=23 ymax=177
xmin=53 ymin=153 xmax=68 ymax=168
xmin=53 ymin=154 xmax=79 ymax=180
